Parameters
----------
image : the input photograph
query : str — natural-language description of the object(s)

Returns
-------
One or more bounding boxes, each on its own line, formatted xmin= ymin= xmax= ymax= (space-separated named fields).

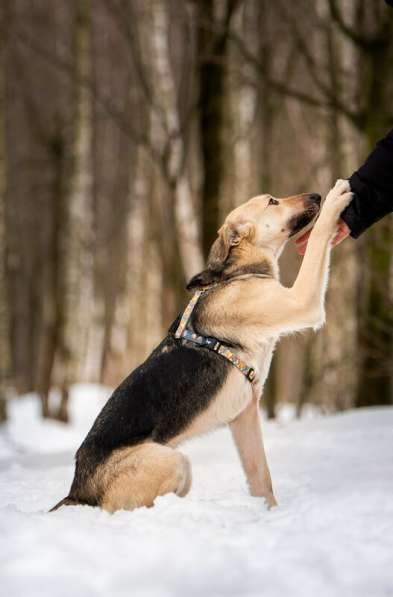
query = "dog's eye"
xmin=268 ymin=197 xmax=279 ymax=206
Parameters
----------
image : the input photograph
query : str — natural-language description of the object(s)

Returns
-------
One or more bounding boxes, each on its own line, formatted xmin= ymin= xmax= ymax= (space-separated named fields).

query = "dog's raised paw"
xmin=333 ymin=178 xmax=350 ymax=192
xmin=321 ymin=180 xmax=353 ymax=223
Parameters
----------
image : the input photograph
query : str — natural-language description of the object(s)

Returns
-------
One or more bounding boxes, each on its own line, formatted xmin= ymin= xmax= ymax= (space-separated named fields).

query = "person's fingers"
xmin=296 ymin=241 xmax=307 ymax=256
xmin=295 ymin=230 xmax=311 ymax=246
xmin=295 ymin=230 xmax=311 ymax=255
xmin=295 ymin=238 xmax=309 ymax=255
xmin=295 ymin=220 xmax=350 ymax=255
xmin=332 ymin=220 xmax=350 ymax=246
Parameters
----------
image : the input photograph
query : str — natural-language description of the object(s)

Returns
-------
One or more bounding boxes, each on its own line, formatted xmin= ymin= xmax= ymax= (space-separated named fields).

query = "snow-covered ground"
xmin=1 ymin=385 xmax=393 ymax=597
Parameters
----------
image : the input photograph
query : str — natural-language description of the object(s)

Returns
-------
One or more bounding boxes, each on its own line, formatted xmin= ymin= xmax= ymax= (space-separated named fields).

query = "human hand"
xmin=295 ymin=219 xmax=351 ymax=255
xmin=295 ymin=179 xmax=352 ymax=255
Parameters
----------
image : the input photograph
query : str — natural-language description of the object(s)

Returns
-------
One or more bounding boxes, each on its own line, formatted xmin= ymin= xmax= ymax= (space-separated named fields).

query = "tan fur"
xmin=209 ymin=220 xmax=256 ymax=267
xmin=96 ymin=181 xmax=352 ymax=512
xmin=100 ymin=443 xmax=191 ymax=513
xmin=230 ymin=397 xmax=277 ymax=508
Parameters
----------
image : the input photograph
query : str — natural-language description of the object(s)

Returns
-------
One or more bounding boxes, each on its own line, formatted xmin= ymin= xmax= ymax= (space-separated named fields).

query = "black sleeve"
xmin=341 ymin=129 xmax=393 ymax=238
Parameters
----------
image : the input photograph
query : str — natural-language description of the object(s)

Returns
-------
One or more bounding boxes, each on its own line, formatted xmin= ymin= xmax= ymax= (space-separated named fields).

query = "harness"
xmin=174 ymin=276 xmax=268 ymax=384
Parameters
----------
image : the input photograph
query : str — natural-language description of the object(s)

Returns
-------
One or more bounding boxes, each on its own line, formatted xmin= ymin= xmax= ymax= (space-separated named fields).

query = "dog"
xmin=50 ymin=180 xmax=352 ymax=513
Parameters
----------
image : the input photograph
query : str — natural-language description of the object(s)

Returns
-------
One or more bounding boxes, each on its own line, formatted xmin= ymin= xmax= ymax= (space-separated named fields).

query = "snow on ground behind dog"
xmin=1 ymin=384 xmax=392 ymax=597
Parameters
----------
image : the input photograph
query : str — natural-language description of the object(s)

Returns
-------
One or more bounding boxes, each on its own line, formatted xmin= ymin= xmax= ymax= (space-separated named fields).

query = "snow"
xmin=1 ymin=385 xmax=393 ymax=597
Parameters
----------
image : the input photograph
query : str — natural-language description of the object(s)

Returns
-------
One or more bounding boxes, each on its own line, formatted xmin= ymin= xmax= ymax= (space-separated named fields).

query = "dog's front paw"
xmin=325 ymin=179 xmax=353 ymax=214
xmin=264 ymin=493 xmax=278 ymax=509
xmin=319 ymin=179 xmax=353 ymax=228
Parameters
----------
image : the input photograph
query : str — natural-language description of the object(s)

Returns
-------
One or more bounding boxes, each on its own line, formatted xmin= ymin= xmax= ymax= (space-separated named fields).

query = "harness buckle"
xmin=213 ymin=341 xmax=221 ymax=352
xmin=246 ymin=368 xmax=256 ymax=382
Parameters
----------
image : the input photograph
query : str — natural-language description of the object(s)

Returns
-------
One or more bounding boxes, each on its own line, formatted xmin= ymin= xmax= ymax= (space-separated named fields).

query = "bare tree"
xmin=0 ymin=9 xmax=11 ymax=421
xmin=4 ymin=1 xmax=78 ymax=418
xmin=194 ymin=0 xmax=241 ymax=258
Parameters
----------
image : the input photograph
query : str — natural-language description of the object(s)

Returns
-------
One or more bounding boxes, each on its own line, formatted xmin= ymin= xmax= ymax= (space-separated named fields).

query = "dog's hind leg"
xmin=100 ymin=442 xmax=192 ymax=513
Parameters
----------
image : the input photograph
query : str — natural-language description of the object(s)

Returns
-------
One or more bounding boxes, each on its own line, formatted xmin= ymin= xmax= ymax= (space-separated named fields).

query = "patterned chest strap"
xmin=174 ymin=290 xmax=256 ymax=384
xmin=174 ymin=290 xmax=203 ymax=339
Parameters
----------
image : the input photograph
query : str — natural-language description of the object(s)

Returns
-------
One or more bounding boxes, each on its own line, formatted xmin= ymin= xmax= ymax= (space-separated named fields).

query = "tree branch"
xmin=327 ymin=0 xmax=390 ymax=51
xmin=12 ymin=27 xmax=167 ymax=168
xmin=228 ymin=28 xmax=361 ymax=126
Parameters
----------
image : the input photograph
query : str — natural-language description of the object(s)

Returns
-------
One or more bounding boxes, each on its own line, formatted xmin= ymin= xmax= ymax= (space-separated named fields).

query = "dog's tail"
xmin=49 ymin=496 xmax=79 ymax=512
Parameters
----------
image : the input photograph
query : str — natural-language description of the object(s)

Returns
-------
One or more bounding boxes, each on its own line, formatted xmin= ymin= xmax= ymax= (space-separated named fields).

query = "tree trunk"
xmin=91 ymin=0 xmax=135 ymax=383
xmin=354 ymin=33 xmax=393 ymax=407
xmin=355 ymin=222 xmax=393 ymax=407
xmin=0 ymin=22 xmax=10 ymax=422
xmin=197 ymin=0 xmax=238 ymax=259
xmin=5 ymin=1 xmax=76 ymax=418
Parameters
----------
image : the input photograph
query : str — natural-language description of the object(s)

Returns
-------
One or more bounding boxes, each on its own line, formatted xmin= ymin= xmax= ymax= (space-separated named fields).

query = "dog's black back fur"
xmin=62 ymin=317 xmax=230 ymax=506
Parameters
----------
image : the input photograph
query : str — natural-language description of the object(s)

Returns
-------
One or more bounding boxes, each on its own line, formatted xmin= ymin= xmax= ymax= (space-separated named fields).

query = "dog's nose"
xmin=309 ymin=193 xmax=321 ymax=204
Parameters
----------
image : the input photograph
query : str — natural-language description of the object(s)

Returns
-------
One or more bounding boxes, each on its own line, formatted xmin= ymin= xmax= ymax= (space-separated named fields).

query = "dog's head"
xmin=187 ymin=192 xmax=320 ymax=290
xmin=210 ymin=192 xmax=321 ymax=265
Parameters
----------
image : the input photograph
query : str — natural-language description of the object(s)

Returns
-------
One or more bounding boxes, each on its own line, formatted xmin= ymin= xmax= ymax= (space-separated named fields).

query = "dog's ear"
xmin=207 ymin=225 xmax=231 ymax=269
xmin=208 ymin=221 xmax=254 ymax=268
xmin=186 ymin=221 xmax=254 ymax=290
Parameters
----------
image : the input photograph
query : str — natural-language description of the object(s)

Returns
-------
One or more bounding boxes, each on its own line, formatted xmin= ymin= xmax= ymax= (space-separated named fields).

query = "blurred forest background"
xmin=0 ymin=0 xmax=392 ymax=424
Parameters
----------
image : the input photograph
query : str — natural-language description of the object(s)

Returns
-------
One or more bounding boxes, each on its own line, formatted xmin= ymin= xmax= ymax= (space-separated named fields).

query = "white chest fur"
xmin=171 ymin=339 xmax=276 ymax=447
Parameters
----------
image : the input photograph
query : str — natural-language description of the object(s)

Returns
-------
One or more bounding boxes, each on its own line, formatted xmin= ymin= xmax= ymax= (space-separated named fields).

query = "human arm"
xmin=296 ymin=129 xmax=393 ymax=254
xmin=341 ymin=128 xmax=393 ymax=238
